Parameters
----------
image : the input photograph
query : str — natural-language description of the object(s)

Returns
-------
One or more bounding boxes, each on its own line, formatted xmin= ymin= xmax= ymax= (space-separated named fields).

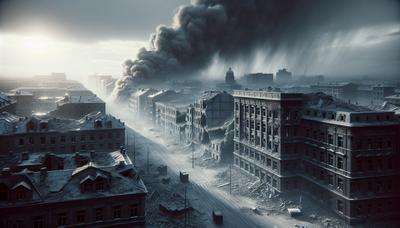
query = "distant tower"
xmin=225 ymin=67 xmax=235 ymax=84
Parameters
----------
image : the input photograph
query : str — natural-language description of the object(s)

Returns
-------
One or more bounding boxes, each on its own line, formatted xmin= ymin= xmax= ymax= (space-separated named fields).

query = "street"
xmin=111 ymin=106 xmax=315 ymax=228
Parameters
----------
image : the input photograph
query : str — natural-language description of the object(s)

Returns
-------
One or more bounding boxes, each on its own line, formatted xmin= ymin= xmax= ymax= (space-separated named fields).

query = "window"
xmin=16 ymin=190 xmax=26 ymax=200
xmin=95 ymin=208 xmax=103 ymax=221
xmin=76 ymin=210 xmax=85 ymax=224
xmin=328 ymin=174 xmax=334 ymax=186
xmin=328 ymin=154 xmax=334 ymax=166
xmin=70 ymin=135 xmax=76 ymax=143
xmin=272 ymin=179 xmax=277 ymax=187
xmin=368 ymin=159 xmax=373 ymax=170
xmin=328 ymin=134 xmax=333 ymax=144
xmin=33 ymin=216 xmax=44 ymax=228
xmin=18 ymin=138 xmax=24 ymax=146
xmin=57 ymin=213 xmax=67 ymax=227
xmin=129 ymin=204 xmax=139 ymax=217
xmin=80 ymin=135 xmax=86 ymax=141
xmin=60 ymin=136 xmax=66 ymax=143
xmin=337 ymin=157 xmax=343 ymax=169
xmin=337 ymin=178 xmax=344 ymax=191
xmin=337 ymin=200 xmax=344 ymax=213
xmin=267 ymin=158 xmax=271 ymax=167
xmin=113 ymin=206 xmax=121 ymax=219
xmin=272 ymin=161 xmax=277 ymax=170
xmin=96 ymin=182 xmax=104 ymax=191
xmin=40 ymin=137 xmax=46 ymax=144
xmin=337 ymin=135 xmax=343 ymax=147
xmin=0 ymin=188 xmax=8 ymax=201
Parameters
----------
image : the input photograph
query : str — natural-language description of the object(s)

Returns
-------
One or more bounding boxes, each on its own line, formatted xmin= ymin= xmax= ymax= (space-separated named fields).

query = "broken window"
xmin=337 ymin=178 xmax=344 ymax=191
xmin=337 ymin=200 xmax=344 ymax=213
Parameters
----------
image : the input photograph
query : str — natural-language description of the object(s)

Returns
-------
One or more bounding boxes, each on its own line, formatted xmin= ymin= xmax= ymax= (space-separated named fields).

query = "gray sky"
xmin=0 ymin=0 xmax=189 ymax=41
xmin=0 ymin=0 xmax=399 ymax=80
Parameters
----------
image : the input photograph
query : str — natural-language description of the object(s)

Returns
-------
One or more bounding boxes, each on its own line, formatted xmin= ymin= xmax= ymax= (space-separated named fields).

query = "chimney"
xmin=2 ymin=167 xmax=11 ymax=176
xmin=21 ymin=152 xmax=29 ymax=161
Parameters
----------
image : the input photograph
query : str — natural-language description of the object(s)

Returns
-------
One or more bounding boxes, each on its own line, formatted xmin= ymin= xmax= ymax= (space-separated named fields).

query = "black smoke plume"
xmin=113 ymin=0 xmax=399 ymax=100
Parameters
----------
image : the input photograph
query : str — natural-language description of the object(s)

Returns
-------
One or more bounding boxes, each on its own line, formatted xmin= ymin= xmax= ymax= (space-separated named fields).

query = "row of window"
xmin=235 ymin=158 xmax=279 ymax=188
xmin=17 ymin=132 xmax=122 ymax=146
xmin=25 ymin=204 xmax=140 ymax=228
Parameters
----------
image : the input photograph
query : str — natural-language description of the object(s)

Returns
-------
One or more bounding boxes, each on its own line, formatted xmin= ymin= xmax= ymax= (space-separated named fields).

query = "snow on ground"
xmin=109 ymin=105 xmax=346 ymax=228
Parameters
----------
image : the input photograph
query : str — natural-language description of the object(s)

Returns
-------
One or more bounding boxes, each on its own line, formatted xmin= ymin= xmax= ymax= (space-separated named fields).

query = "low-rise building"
xmin=310 ymin=82 xmax=358 ymax=101
xmin=0 ymin=112 xmax=125 ymax=155
xmin=384 ymin=94 xmax=400 ymax=106
xmin=0 ymin=149 xmax=147 ymax=228
xmin=242 ymin=73 xmax=274 ymax=88
xmin=372 ymin=85 xmax=396 ymax=105
xmin=0 ymin=92 xmax=16 ymax=114
xmin=5 ymin=91 xmax=34 ymax=116
xmin=49 ymin=95 xmax=106 ymax=119
xmin=128 ymin=88 xmax=158 ymax=118
xmin=275 ymin=68 xmax=292 ymax=84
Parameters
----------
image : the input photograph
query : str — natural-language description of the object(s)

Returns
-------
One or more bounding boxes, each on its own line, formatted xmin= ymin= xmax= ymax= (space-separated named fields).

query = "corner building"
xmin=233 ymin=90 xmax=400 ymax=224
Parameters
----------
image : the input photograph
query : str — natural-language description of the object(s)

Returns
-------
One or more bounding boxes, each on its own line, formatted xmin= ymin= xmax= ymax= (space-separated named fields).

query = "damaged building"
xmin=233 ymin=89 xmax=400 ymax=224
xmin=0 ymin=149 xmax=147 ymax=228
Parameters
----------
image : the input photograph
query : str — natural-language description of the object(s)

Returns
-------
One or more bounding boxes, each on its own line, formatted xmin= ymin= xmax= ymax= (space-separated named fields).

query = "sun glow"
xmin=23 ymin=35 xmax=50 ymax=51
xmin=0 ymin=32 xmax=146 ymax=79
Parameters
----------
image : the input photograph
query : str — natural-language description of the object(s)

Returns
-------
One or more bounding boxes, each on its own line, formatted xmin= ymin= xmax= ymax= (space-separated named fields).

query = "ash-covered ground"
xmin=111 ymin=105 xmax=399 ymax=228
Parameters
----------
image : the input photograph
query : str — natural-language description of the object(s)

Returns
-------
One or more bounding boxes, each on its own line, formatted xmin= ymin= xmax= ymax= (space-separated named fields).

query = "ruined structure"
xmin=233 ymin=89 xmax=400 ymax=224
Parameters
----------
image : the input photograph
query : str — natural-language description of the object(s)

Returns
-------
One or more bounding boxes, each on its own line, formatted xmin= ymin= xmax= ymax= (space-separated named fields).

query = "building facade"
xmin=310 ymin=82 xmax=358 ymax=101
xmin=49 ymin=95 xmax=106 ymax=119
xmin=0 ymin=92 xmax=16 ymax=114
xmin=372 ymin=85 xmax=395 ymax=105
xmin=0 ymin=112 xmax=125 ymax=156
xmin=233 ymin=89 xmax=400 ymax=224
xmin=0 ymin=150 xmax=147 ymax=228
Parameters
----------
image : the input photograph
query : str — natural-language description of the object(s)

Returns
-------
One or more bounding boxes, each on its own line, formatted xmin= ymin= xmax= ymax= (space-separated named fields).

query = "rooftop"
xmin=233 ymin=89 xmax=302 ymax=101
xmin=0 ymin=92 xmax=16 ymax=108
xmin=0 ymin=150 xmax=146 ymax=207
xmin=56 ymin=95 xmax=104 ymax=105
xmin=9 ymin=111 xmax=124 ymax=134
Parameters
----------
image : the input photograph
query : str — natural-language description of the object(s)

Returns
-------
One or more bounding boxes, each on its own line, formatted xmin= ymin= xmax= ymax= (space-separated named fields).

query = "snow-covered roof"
xmin=56 ymin=95 xmax=104 ymax=105
xmin=0 ymin=91 xmax=15 ymax=108
xmin=0 ymin=151 xmax=146 ymax=207
xmin=305 ymin=92 xmax=370 ymax=112
xmin=10 ymin=111 xmax=124 ymax=134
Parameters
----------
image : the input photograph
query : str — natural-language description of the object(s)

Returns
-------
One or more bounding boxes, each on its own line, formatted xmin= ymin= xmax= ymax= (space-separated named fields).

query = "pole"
xmin=147 ymin=147 xmax=149 ymax=174
xmin=192 ymin=148 xmax=194 ymax=168
xmin=184 ymin=186 xmax=187 ymax=227
xmin=229 ymin=164 xmax=232 ymax=194
xmin=133 ymin=134 xmax=136 ymax=166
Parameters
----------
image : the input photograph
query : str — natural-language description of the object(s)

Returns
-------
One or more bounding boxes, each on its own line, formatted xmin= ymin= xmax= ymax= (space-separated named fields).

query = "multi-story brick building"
xmin=233 ymin=90 xmax=304 ymax=192
xmin=0 ymin=112 xmax=125 ymax=155
xmin=233 ymin=90 xmax=400 ymax=224
xmin=0 ymin=149 xmax=147 ymax=228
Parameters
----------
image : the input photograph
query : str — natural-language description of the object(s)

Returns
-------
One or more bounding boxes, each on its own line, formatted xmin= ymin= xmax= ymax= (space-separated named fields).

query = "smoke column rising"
xmin=113 ymin=0 xmax=400 ymax=100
